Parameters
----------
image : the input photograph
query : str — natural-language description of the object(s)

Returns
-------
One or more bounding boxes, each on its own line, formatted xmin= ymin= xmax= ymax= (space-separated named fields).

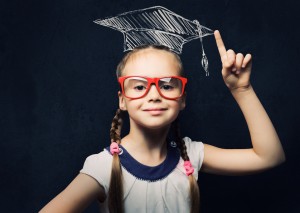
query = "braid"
xmin=110 ymin=108 xmax=123 ymax=143
xmin=173 ymin=118 xmax=189 ymax=161
xmin=173 ymin=119 xmax=189 ymax=161
xmin=173 ymin=118 xmax=200 ymax=213
xmin=108 ymin=108 xmax=124 ymax=213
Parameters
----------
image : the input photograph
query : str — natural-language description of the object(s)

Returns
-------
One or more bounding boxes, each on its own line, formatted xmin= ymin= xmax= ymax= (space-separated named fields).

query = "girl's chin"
xmin=136 ymin=120 xmax=174 ymax=130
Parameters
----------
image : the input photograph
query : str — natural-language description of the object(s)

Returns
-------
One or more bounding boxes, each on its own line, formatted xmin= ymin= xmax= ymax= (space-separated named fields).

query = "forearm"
xmin=231 ymin=85 xmax=286 ymax=166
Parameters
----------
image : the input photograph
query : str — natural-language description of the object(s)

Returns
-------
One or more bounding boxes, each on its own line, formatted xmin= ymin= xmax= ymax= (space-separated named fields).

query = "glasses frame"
xmin=118 ymin=76 xmax=187 ymax=100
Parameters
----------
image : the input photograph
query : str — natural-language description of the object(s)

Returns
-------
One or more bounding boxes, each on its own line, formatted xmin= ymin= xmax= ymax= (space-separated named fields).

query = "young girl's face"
xmin=118 ymin=48 xmax=186 ymax=129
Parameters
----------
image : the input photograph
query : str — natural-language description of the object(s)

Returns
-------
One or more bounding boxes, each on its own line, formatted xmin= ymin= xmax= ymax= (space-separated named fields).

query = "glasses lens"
xmin=123 ymin=77 xmax=148 ymax=99
xmin=158 ymin=77 xmax=183 ymax=99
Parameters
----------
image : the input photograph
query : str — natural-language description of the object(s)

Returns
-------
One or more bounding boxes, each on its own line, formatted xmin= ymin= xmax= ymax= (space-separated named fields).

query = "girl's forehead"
xmin=122 ymin=49 xmax=181 ymax=77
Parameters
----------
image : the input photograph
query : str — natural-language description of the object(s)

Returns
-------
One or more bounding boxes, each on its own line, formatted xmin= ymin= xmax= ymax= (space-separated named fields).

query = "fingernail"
xmin=232 ymin=67 xmax=237 ymax=72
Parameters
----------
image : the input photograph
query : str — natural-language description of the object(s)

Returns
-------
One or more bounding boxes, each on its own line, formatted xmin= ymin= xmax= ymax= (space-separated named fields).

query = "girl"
xmin=40 ymin=30 xmax=286 ymax=213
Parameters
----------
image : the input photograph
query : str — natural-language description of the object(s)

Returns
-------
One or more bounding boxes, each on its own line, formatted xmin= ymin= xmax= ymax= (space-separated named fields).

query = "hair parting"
xmin=173 ymin=118 xmax=200 ymax=213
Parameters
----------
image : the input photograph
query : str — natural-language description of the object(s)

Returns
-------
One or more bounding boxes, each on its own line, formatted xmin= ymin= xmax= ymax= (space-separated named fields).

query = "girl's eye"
xmin=134 ymin=85 xmax=146 ymax=91
xmin=161 ymin=85 xmax=174 ymax=90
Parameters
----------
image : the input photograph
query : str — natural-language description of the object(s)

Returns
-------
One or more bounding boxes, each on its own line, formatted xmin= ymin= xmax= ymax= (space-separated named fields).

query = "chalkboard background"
xmin=1 ymin=0 xmax=299 ymax=212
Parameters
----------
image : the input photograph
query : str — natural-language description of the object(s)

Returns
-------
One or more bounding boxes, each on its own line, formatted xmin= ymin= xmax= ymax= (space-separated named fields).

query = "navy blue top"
xmin=105 ymin=143 xmax=180 ymax=181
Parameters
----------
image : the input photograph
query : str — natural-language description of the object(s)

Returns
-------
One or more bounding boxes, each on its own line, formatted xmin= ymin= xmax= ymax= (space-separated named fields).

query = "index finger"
xmin=214 ymin=30 xmax=227 ymax=58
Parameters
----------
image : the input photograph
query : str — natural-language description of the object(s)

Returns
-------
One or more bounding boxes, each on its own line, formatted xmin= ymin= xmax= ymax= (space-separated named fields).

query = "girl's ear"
xmin=118 ymin=91 xmax=127 ymax=111
xmin=180 ymin=92 xmax=187 ymax=110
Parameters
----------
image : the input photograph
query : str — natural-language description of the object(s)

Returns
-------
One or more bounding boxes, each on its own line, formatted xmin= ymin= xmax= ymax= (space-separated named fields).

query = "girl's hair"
xmin=109 ymin=45 xmax=200 ymax=213
xmin=116 ymin=44 xmax=184 ymax=78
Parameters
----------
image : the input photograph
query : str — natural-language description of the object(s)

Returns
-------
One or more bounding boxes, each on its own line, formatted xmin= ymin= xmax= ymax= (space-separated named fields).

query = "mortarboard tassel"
xmin=194 ymin=20 xmax=209 ymax=76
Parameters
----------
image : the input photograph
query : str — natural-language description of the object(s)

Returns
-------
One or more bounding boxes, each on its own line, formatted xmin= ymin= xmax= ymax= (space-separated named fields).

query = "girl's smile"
xmin=143 ymin=108 xmax=168 ymax=116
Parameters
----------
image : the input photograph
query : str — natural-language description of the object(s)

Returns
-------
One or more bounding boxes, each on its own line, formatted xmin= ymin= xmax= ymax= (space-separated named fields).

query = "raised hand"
xmin=214 ymin=30 xmax=252 ymax=92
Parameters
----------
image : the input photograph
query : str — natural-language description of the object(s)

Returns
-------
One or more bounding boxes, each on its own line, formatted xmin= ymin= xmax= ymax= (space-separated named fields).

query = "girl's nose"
xmin=147 ymin=84 xmax=162 ymax=101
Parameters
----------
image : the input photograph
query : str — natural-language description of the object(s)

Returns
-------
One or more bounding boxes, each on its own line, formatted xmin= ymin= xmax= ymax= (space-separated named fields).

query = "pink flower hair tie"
xmin=184 ymin=160 xmax=194 ymax=176
xmin=110 ymin=142 xmax=120 ymax=155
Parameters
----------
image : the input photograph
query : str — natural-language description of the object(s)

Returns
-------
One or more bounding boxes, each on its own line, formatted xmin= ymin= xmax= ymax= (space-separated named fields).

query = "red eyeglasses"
xmin=118 ymin=76 xmax=187 ymax=100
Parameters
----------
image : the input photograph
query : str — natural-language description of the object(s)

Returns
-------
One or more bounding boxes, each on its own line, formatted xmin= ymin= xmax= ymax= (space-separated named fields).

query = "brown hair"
xmin=116 ymin=44 xmax=184 ymax=78
xmin=108 ymin=45 xmax=200 ymax=213
xmin=108 ymin=108 xmax=124 ymax=213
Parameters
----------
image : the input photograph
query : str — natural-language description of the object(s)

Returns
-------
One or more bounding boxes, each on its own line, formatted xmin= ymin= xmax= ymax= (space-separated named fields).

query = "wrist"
xmin=230 ymin=84 xmax=252 ymax=93
xmin=230 ymin=85 xmax=257 ymax=107
xmin=230 ymin=84 xmax=254 ymax=97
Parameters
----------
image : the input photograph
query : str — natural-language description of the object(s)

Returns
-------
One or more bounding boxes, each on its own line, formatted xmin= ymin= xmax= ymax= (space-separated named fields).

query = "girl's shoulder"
xmin=182 ymin=136 xmax=205 ymax=173
xmin=182 ymin=136 xmax=204 ymax=150
xmin=80 ymin=149 xmax=112 ymax=194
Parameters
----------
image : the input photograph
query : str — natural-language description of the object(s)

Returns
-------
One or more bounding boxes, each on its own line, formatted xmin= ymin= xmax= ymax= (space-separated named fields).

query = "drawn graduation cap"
xmin=94 ymin=6 xmax=213 ymax=76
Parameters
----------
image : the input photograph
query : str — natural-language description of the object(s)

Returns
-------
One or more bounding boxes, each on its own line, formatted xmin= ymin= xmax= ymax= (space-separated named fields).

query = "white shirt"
xmin=80 ymin=137 xmax=204 ymax=213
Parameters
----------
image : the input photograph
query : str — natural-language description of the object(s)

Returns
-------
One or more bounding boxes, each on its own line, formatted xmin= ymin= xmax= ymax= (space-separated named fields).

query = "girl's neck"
xmin=120 ymin=123 xmax=170 ymax=166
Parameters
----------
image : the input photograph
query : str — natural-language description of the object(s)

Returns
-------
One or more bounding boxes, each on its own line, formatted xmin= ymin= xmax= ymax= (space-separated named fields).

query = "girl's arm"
xmin=200 ymin=31 xmax=286 ymax=176
xmin=39 ymin=173 xmax=105 ymax=213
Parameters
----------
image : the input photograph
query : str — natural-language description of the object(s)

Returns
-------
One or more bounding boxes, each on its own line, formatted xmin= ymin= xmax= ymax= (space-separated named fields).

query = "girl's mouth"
xmin=143 ymin=108 xmax=167 ymax=115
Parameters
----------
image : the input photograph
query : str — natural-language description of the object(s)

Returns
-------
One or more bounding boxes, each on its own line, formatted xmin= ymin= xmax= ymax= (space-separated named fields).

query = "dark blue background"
xmin=1 ymin=0 xmax=299 ymax=212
